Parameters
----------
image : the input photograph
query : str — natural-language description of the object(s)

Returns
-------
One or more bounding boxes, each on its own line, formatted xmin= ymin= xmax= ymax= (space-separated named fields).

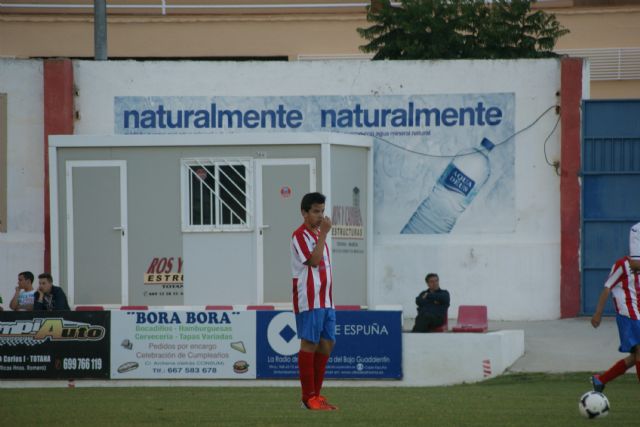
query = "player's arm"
xmin=416 ymin=291 xmax=428 ymax=306
xmin=9 ymin=287 xmax=20 ymax=310
xmin=592 ymin=263 xmax=622 ymax=328
xmin=591 ymin=287 xmax=611 ymax=328
xmin=431 ymin=290 xmax=450 ymax=306
xmin=305 ymin=216 xmax=331 ymax=267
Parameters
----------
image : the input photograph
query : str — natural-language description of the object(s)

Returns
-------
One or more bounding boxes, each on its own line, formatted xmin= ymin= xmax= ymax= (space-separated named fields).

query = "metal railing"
xmin=185 ymin=159 xmax=252 ymax=230
xmin=0 ymin=1 xmax=377 ymax=15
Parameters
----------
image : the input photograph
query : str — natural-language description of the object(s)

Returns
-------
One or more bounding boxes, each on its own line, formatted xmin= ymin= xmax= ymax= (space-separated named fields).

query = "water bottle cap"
xmin=481 ymin=138 xmax=495 ymax=151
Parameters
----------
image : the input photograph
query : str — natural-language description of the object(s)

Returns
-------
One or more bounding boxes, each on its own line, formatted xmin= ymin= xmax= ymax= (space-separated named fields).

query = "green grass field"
xmin=1 ymin=373 xmax=636 ymax=426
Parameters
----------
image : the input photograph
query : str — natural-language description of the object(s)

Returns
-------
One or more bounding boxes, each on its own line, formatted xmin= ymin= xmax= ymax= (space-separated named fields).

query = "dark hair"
xmin=425 ymin=273 xmax=439 ymax=283
xmin=301 ymin=192 xmax=326 ymax=212
xmin=38 ymin=273 xmax=54 ymax=283
xmin=19 ymin=271 xmax=34 ymax=283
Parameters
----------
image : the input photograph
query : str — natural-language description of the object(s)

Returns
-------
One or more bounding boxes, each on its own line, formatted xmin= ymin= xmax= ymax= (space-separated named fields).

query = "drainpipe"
xmin=94 ymin=0 xmax=107 ymax=60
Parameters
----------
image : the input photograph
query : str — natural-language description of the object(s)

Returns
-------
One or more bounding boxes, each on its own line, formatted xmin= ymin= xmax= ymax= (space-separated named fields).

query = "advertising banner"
xmin=256 ymin=310 xmax=402 ymax=379
xmin=0 ymin=311 xmax=110 ymax=379
xmin=114 ymin=94 xmax=515 ymax=235
xmin=143 ymin=256 xmax=184 ymax=295
xmin=110 ymin=310 xmax=256 ymax=379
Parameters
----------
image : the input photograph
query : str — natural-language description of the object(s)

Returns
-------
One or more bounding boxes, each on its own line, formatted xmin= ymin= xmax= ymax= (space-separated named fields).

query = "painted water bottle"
xmin=401 ymin=137 xmax=495 ymax=234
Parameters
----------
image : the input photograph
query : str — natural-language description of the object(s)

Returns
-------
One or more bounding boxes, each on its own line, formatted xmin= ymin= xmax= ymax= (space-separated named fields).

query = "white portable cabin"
xmin=49 ymin=132 xmax=372 ymax=308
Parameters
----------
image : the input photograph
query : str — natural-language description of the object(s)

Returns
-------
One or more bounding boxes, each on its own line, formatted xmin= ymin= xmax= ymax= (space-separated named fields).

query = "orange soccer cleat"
xmin=301 ymin=395 xmax=335 ymax=411
xmin=316 ymin=395 xmax=338 ymax=410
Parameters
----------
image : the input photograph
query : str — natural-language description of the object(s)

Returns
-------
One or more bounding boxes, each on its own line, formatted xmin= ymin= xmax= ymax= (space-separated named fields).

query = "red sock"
xmin=298 ymin=351 xmax=315 ymax=402
xmin=636 ymin=361 xmax=640 ymax=382
xmin=314 ymin=352 xmax=330 ymax=396
xmin=600 ymin=359 xmax=628 ymax=384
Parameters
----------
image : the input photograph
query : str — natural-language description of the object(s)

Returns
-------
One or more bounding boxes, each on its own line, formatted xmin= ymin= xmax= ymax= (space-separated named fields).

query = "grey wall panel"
xmin=261 ymin=163 xmax=312 ymax=304
xmin=72 ymin=166 xmax=121 ymax=304
xmin=57 ymin=143 xmax=321 ymax=306
xmin=57 ymin=148 xmax=115 ymax=298
xmin=330 ymin=145 xmax=368 ymax=306
xmin=183 ymin=232 xmax=256 ymax=305
xmin=110 ymin=147 xmax=183 ymax=305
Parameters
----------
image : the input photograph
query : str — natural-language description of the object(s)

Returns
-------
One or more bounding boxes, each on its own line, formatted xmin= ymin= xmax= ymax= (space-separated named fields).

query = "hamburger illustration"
xmin=233 ymin=360 xmax=249 ymax=374
xmin=117 ymin=361 xmax=139 ymax=373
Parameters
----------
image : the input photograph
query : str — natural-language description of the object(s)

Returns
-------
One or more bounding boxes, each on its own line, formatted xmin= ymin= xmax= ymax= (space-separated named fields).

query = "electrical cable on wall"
xmin=543 ymin=114 xmax=562 ymax=175
xmin=351 ymin=105 xmax=561 ymax=170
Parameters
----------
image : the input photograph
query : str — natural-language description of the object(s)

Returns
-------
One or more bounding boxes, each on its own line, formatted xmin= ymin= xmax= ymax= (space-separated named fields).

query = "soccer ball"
xmin=578 ymin=391 xmax=610 ymax=419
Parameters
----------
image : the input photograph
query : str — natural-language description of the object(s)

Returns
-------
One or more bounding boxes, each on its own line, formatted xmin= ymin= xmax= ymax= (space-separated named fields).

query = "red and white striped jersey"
xmin=604 ymin=256 xmax=640 ymax=319
xmin=290 ymin=224 xmax=333 ymax=314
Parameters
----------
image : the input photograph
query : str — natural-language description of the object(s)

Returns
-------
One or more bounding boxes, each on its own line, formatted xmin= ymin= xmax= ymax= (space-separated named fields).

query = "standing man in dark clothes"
xmin=412 ymin=273 xmax=450 ymax=332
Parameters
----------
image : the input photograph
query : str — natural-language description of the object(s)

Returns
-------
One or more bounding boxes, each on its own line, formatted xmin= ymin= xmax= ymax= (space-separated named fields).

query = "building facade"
xmin=1 ymin=0 xmax=639 ymax=97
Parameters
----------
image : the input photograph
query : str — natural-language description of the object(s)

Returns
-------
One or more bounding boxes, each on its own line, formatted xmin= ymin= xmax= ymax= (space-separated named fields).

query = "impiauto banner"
xmin=0 ymin=311 xmax=110 ymax=379
xmin=114 ymin=94 xmax=515 ymax=235
xmin=110 ymin=310 xmax=256 ymax=379
xmin=255 ymin=310 xmax=402 ymax=379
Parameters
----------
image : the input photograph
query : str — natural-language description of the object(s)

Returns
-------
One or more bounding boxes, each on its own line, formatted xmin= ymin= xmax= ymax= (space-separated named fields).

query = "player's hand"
xmin=591 ymin=314 xmax=601 ymax=328
xmin=319 ymin=216 xmax=332 ymax=235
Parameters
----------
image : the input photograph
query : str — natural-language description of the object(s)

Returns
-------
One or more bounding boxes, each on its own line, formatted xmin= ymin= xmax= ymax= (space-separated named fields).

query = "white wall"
xmin=373 ymin=62 xmax=561 ymax=321
xmin=0 ymin=59 xmax=44 ymax=308
xmin=402 ymin=330 xmax=524 ymax=386
xmin=0 ymin=328 xmax=525 ymax=388
xmin=69 ymin=59 xmax=562 ymax=320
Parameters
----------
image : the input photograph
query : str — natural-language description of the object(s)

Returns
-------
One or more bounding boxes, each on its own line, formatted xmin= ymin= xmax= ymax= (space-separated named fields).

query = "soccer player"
xmin=590 ymin=222 xmax=640 ymax=392
xmin=290 ymin=192 xmax=337 ymax=411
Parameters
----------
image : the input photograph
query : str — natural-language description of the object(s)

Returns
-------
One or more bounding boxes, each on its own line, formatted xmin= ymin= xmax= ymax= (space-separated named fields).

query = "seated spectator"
xmin=412 ymin=273 xmax=450 ymax=332
xmin=33 ymin=273 xmax=70 ymax=311
xmin=10 ymin=271 xmax=36 ymax=311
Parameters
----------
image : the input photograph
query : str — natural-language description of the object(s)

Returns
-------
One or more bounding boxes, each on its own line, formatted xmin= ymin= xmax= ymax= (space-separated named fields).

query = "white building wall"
xmin=69 ymin=60 xmax=561 ymax=320
xmin=0 ymin=59 xmax=45 ymax=306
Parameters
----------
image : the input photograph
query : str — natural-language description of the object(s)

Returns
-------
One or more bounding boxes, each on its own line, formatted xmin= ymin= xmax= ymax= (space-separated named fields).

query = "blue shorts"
xmin=295 ymin=308 xmax=336 ymax=343
xmin=616 ymin=314 xmax=640 ymax=353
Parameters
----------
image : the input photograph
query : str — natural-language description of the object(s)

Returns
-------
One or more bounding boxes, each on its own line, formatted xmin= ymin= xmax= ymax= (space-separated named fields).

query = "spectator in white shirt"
xmin=9 ymin=271 xmax=36 ymax=311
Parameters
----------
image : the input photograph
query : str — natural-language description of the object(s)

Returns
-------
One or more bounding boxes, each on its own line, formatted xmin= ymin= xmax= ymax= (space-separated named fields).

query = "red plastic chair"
xmin=335 ymin=305 xmax=362 ymax=310
xmin=75 ymin=305 xmax=104 ymax=311
xmin=452 ymin=305 xmax=488 ymax=333
xmin=205 ymin=305 xmax=234 ymax=310
xmin=120 ymin=305 xmax=149 ymax=310
xmin=247 ymin=305 xmax=275 ymax=310
xmin=429 ymin=308 xmax=449 ymax=332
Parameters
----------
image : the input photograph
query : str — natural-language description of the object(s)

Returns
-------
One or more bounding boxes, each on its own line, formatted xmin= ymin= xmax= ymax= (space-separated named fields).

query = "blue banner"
xmin=256 ymin=310 xmax=402 ymax=379
xmin=113 ymin=94 xmax=515 ymax=235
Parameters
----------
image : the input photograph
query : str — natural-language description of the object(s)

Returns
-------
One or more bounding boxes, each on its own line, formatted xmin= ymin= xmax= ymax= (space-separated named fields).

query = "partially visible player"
xmin=290 ymin=192 xmax=337 ymax=411
xmin=590 ymin=222 xmax=640 ymax=391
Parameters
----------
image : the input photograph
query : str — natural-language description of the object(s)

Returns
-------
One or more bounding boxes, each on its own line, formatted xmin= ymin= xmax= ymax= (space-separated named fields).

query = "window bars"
xmin=183 ymin=158 xmax=252 ymax=231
